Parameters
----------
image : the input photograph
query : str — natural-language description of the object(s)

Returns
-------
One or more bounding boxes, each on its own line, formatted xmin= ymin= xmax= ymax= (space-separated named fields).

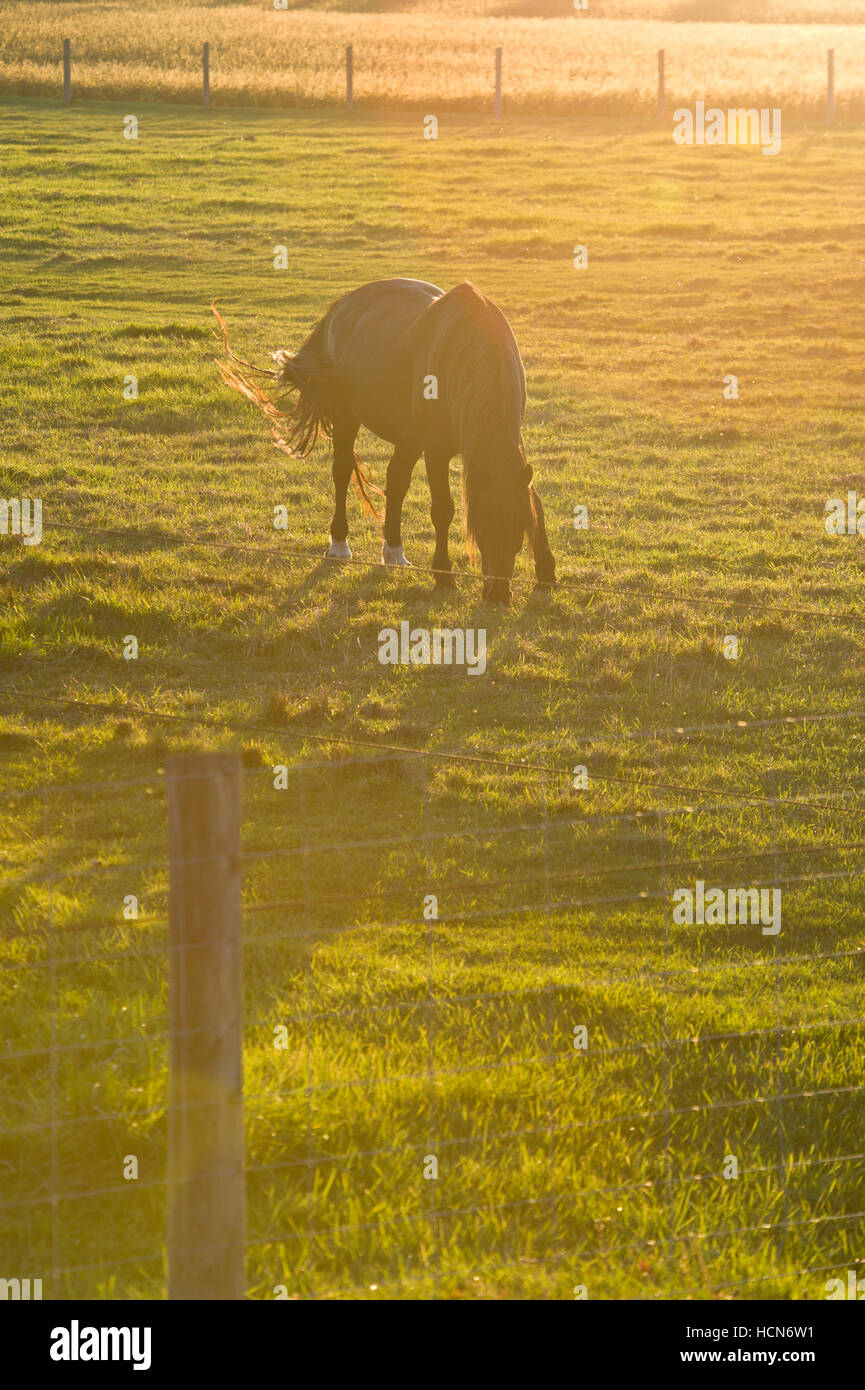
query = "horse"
xmin=215 ymin=277 xmax=556 ymax=604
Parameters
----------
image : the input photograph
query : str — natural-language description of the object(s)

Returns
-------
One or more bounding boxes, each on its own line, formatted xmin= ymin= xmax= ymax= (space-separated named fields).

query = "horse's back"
xmin=306 ymin=277 xmax=524 ymax=451
xmin=326 ymin=278 xmax=444 ymax=355
xmin=321 ymin=279 xmax=444 ymax=441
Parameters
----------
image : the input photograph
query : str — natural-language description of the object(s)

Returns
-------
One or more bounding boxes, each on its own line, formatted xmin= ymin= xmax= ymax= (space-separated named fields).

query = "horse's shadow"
xmin=283 ymin=542 xmax=559 ymax=629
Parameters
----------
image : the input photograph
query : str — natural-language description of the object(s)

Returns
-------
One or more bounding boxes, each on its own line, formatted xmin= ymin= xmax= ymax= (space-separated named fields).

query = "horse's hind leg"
xmin=528 ymin=483 xmax=557 ymax=589
xmin=424 ymin=449 xmax=455 ymax=587
xmin=381 ymin=443 xmax=420 ymax=567
xmin=326 ymin=417 xmax=360 ymax=559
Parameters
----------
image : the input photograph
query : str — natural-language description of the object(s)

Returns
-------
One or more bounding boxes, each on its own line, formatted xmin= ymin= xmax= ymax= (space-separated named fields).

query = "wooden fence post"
xmin=166 ymin=752 xmax=245 ymax=1301
xmin=827 ymin=48 xmax=835 ymax=127
xmin=63 ymin=39 xmax=71 ymax=105
xmin=203 ymin=42 xmax=210 ymax=110
xmin=346 ymin=44 xmax=353 ymax=114
xmin=657 ymin=48 xmax=665 ymax=119
xmin=494 ymin=46 xmax=502 ymax=119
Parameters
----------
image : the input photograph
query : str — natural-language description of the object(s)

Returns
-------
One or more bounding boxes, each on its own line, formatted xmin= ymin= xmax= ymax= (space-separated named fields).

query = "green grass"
xmin=2 ymin=97 xmax=865 ymax=1300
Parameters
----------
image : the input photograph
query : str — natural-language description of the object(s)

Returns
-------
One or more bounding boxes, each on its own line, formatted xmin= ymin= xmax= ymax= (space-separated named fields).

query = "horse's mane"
xmin=419 ymin=283 xmax=534 ymax=555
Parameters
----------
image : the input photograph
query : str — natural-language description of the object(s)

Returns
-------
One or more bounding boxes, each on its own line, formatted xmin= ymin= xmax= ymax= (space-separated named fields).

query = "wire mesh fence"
xmin=2 ymin=730 xmax=864 ymax=1300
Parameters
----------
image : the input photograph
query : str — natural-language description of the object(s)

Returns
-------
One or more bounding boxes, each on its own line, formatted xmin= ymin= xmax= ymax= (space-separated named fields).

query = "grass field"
xmin=4 ymin=1 xmax=865 ymax=114
xmin=2 ymin=94 xmax=865 ymax=1300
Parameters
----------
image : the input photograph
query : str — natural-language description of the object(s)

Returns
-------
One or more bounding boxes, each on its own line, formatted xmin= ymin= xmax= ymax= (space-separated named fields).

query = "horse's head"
xmin=468 ymin=460 xmax=535 ymax=605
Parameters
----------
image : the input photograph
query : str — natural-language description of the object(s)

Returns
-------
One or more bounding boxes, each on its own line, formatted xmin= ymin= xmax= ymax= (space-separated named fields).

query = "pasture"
xmin=2 ymin=94 xmax=865 ymax=1299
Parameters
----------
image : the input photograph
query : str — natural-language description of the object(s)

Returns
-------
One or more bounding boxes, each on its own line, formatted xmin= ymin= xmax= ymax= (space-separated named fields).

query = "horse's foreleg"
xmin=528 ymin=483 xmax=557 ymax=588
xmin=424 ymin=450 xmax=455 ymax=587
xmin=327 ymin=419 xmax=360 ymax=559
xmin=382 ymin=444 xmax=420 ymax=566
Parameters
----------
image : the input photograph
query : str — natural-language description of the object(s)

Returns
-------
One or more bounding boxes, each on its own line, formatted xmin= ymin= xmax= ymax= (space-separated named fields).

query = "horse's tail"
xmin=271 ymin=349 xmax=384 ymax=518
xmin=350 ymin=451 xmax=384 ymax=520
xmin=213 ymin=303 xmax=383 ymax=520
xmin=268 ymin=335 xmax=337 ymax=460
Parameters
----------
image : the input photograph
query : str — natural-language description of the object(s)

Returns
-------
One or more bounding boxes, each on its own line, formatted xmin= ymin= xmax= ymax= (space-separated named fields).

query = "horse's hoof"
xmin=483 ymin=579 xmax=512 ymax=605
xmin=434 ymin=571 xmax=456 ymax=588
xmin=381 ymin=542 xmax=411 ymax=567
xmin=326 ymin=538 xmax=352 ymax=559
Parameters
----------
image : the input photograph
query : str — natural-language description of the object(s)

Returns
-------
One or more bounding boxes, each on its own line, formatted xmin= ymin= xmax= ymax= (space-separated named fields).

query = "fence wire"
xmin=2 ymin=740 xmax=865 ymax=1300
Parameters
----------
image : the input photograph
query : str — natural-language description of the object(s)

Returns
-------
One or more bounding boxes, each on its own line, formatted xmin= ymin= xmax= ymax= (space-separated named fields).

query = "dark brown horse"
xmin=217 ymin=277 xmax=556 ymax=604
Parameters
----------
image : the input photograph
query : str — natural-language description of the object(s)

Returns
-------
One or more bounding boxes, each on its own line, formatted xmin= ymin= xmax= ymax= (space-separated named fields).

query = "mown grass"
xmin=1 ymin=97 xmax=865 ymax=1300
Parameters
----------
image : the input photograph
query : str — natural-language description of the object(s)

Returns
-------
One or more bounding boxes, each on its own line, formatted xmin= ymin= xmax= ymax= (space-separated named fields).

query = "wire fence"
xmin=2 ymin=725 xmax=864 ymax=1300
xmin=44 ymin=516 xmax=865 ymax=624
xmin=48 ymin=36 xmax=849 ymax=130
xmin=5 ymin=12 xmax=865 ymax=1302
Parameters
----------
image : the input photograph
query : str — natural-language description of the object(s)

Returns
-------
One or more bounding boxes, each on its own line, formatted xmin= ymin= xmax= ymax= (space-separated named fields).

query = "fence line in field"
xmin=5 ymin=1015 xmax=865 ymax=1147
xmin=5 ymin=998 xmax=865 ymax=1073
xmin=45 ymin=518 xmax=865 ymax=628
xmin=7 ymin=741 xmax=865 ymax=1296
xmin=5 ymin=895 xmax=865 ymax=981
xmin=5 ymin=843 xmax=865 ymax=951
xmin=58 ymin=831 xmax=865 ymax=910
xmin=187 ymin=1196 xmax=865 ymax=1254
xmin=52 ymin=38 xmax=844 ymax=126
xmin=5 ymin=688 xmax=865 ymax=792
xmin=4 ymin=1139 xmax=865 ymax=1217
xmin=13 ymin=1183 xmax=865 ymax=1282
xmin=7 ymin=1067 xmax=865 ymax=1151
xmin=5 ymin=689 xmax=865 ymax=819
xmin=12 ymin=760 xmax=865 ymax=996
xmin=660 ymin=1258 xmax=863 ymax=1301
xmin=13 ymin=1228 xmax=865 ymax=1300
xmin=18 ymin=1186 xmax=865 ymax=1261
xmin=8 ymin=799 xmax=865 ymax=898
